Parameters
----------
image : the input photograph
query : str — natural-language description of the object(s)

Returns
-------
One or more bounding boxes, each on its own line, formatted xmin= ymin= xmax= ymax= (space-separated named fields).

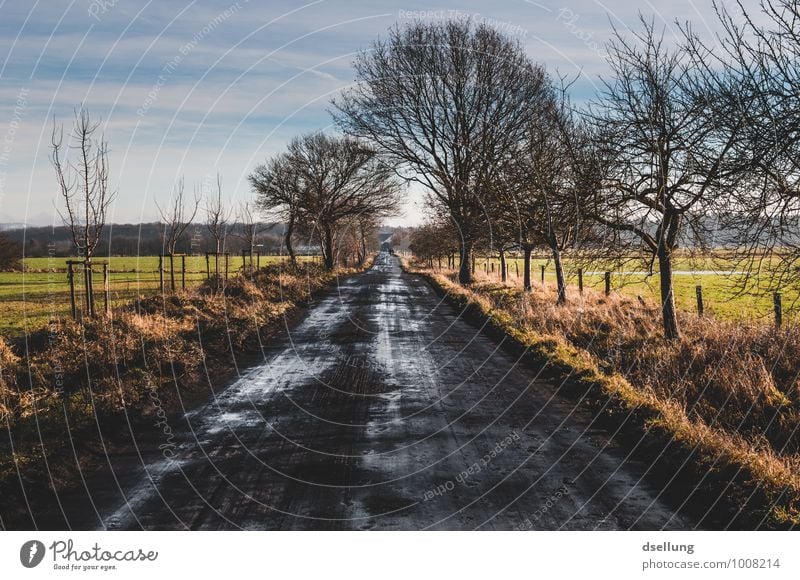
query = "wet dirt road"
xmin=69 ymin=253 xmax=692 ymax=530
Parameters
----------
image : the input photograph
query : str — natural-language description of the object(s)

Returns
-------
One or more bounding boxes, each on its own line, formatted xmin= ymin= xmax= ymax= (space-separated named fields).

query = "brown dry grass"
xmin=0 ymin=259 xmax=369 ymax=503
xmin=407 ymin=260 xmax=800 ymax=526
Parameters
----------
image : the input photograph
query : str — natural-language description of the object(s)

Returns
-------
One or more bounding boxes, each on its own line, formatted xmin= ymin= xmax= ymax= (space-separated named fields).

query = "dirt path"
xmin=34 ymin=253 xmax=694 ymax=530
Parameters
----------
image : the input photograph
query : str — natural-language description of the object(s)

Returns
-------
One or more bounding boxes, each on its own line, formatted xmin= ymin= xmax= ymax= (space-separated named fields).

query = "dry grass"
xmin=0 ymin=259 xmax=370 ymax=503
xmin=407 ymin=260 xmax=800 ymax=526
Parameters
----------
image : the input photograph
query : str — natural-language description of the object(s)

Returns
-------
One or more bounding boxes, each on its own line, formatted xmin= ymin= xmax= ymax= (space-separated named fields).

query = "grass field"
xmin=0 ymin=255 xmax=318 ymax=337
xmin=443 ymin=254 xmax=799 ymax=323
xmin=1 ymin=252 xmax=795 ymax=337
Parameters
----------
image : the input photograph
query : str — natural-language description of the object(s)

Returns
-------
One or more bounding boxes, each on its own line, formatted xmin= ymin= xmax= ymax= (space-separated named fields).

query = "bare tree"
xmin=157 ymin=177 xmax=199 ymax=255
xmin=204 ymin=174 xmax=231 ymax=279
xmin=333 ymin=19 xmax=548 ymax=284
xmin=252 ymin=133 xmax=401 ymax=270
xmin=701 ymin=0 xmax=800 ymax=308
xmin=352 ymin=214 xmax=379 ymax=267
xmin=51 ymin=108 xmax=116 ymax=316
xmin=496 ymin=81 xmax=585 ymax=301
xmin=156 ymin=176 xmax=199 ymax=291
xmin=235 ymin=200 xmax=261 ymax=272
xmin=249 ymin=152 xmax=302 ymax=266
xmin=587 ymin=19 xmax=745 ymax=339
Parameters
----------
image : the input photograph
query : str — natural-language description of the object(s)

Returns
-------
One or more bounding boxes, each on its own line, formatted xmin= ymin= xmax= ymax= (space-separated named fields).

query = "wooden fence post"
xmin=541 ymin=265 xmax=545 ymax=284
xmin=604 ymin=271 xmax=611 ymax=296
xmin=516 ymin=261 xmax=519 ymax=278
xmin=224 ymin=253 xmax=229 ymax=281
xmin=158 ymin=255 xmax=164 ymax=294
xmin=205 ymin=252 xmax=210 ymax=279
xmin=696 ymin=285 xmax=704 ymax=316
xmin=67 ymin=262 xmax=77 ymax=320
xmin=181 ymin=255 xmax=186 ymax=290
xmin=169 ymin=253 xmax=175 ymax=292
xmin=87 ymin=260 xmax=95 ymax=317
xmin=82 ymin=261 xmax=91 ymax=316
xmin=103 ymin=263 xmax=109 ymax=315
xmin=774 ymin=292 xmax=783 ymax=327
xmin=578 ymin=268 xmax=583 ymax=295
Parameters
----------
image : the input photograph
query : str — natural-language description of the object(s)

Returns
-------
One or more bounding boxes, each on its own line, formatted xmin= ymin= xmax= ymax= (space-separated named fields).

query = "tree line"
xmin=352 ymin=5 xmax=800 ymax=341
xmin=48 ymin=1 xmax=800 ymax=338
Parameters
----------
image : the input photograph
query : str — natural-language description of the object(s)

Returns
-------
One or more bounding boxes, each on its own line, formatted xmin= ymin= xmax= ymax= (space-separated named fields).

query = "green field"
xmin=1 ymin=252 xmax=795 ymax=338
xmin=451 ymin=254 xmax=799 ymax=323
xmin=0 ymin=255 xmax=317 ymax=337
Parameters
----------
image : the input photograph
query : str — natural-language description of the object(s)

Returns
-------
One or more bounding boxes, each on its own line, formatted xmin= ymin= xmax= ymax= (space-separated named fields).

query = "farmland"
xmin=0 ymin=252 xmax=794 ymax=339
xmin=0 ymin=255 xmax=315 ymax=336
xmin=444 ymin=254 xmax=799 ymax=323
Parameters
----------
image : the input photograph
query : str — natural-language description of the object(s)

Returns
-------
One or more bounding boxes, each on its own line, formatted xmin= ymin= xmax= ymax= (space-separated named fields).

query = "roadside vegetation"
xmin=0 ymin=259 xmax=370 ymax=526
xmin=0 ymin=255 xmax=322 ymax=336
xmin=406 ymin=261 xmax=800 ymax=527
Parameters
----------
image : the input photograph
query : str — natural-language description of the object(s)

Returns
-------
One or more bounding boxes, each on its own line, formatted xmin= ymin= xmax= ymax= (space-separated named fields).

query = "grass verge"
xmin=0 ymin=258 xmax=372 ymax=528
xmin=404 ymin=259 xmax=800 ymax=529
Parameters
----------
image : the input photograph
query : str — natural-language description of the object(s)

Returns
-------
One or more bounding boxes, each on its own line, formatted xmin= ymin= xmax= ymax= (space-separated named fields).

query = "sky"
xmin=0 ymin=0 xmax=754 ymax=227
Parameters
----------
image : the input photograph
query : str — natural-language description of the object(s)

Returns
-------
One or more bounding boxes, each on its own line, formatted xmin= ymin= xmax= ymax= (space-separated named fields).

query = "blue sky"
xmin=0 ymin=0 xmax=751 ymax=227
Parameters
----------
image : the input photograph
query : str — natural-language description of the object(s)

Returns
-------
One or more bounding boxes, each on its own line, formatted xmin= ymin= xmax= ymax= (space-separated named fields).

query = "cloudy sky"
xmin=0 ymin=0 xmax=748 ymax=227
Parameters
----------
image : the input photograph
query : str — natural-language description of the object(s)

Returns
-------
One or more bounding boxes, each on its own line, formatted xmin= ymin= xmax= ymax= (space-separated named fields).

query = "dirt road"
xmin=43 ymin=253 xmax=694 ymax=530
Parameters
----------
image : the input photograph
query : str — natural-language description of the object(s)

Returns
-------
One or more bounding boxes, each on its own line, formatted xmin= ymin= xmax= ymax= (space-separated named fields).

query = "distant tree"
xmin=0 ymin=233 xmax=22 ymax=271
xmin=333 ymin=19 xmax=548 ymax=284
xmin=203 ymin=174 xmax=231 ymax=279
xmin=204 ymin=175 xmax=230 ymax=255
xmin=51 ymin=108 xmax=116 ymax=316
xmin=156 ymin=176 xmax=199 ymax=291
xmin=252 ymin=133 xmax=401 ymax=270
xmin=249 ymin=152 xmax=302 ymax=266
xmin=351 ymin=215 xmax=379 ymax=267
xmin=234 ymin=200 xmax=261 ymax=271
xmin=409 ymin=214 xmax=460 ymax=269
xmin=157 ymin=176 xmax=199 ymax=255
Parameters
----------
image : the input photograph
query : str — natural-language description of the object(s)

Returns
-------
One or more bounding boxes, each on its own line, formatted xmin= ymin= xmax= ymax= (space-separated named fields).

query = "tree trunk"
xmin=499 ymin=248 xmax=507 ymax=283
xmin=285 ymin=216 xmax=296 ymax=266
xmin=358 ymin=232 xmax=367 ymax=267
xmin=322 ymin=225 xmax=335 ymax=270
xmin=549 ymin=237 xmax=567 ymax=305
xmin=523 ymin=246 xmax=532 ymax=291
xmin=458 ymin=241 xmax=473 ymax=285
xmin=657 ymin=247 xmax=680 ymax=340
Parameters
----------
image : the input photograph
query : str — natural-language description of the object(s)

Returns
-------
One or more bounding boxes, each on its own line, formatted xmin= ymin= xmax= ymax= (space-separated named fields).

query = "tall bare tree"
xmin=587 ymin=19 xmax=745 ymax=339
xmin=333 ymin=19 xmax=548 ymax=284
xmin=496 ymin=82 xmax=585 ymax=301
xmin=51 ymin=108 xmax=116 ymax=316
xmin=701 ymin=0 xmax=800 ymax=306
